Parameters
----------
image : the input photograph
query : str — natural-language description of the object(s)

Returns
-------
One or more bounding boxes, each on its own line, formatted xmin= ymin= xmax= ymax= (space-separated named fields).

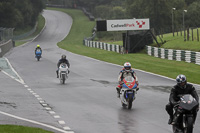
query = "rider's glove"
xmin=172 ymin=101 xmax=180 ymax=106
xmin=136 ymin=81 xmax=139 ymax=86
xmin=119 ymin=81 xmax=123 ymax=85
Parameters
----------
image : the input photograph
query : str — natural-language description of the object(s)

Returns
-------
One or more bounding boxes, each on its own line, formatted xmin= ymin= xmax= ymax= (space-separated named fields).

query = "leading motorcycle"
xmin=120 ymin=75 xmax=138 ymax=109
xmin=172 ymin=94 xmax=199 ymax=133
xmin=35 ymin=49 xmax=42 ymax=61
xmin=58 ymin=63 xmax=69 ymax=84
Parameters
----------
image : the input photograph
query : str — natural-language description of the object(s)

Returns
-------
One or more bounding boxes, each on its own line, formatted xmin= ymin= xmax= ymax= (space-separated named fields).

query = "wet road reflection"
xmin=118 ymin=108 xmax=138 ymax=133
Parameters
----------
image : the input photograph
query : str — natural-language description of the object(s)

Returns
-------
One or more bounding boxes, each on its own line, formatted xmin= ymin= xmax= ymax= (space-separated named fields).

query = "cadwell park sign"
xmin=96 ymin=19 xmax=150 ymax=31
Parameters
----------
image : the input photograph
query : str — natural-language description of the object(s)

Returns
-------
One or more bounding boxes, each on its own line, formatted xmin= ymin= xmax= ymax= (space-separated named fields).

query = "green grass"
xmin=157 ymin=29 xmax=200 ymax=52
xmin=0 ymin=125 xmax=53 ymax=133
xmin=15 ymin=14 xmax=45 ymax=46
xmin=48 ymin=7 xmax=200 ymax=84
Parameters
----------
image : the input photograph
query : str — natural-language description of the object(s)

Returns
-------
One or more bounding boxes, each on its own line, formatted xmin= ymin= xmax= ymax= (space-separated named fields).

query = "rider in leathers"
xmin=35 ymin=45 xmax=42 ymax=56
xmin=116 ymin=62 xmax=139 ymax=97
xmin=56 ymin=55 xmax=70 ymax=78
xmin=165 ymin=74 xmax=199 ymax=124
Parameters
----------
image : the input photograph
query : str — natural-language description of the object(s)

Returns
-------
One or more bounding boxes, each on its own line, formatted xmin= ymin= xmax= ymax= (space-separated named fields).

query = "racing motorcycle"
xmin=58 ymin=63 xmax=69 ymax=84
xmin=35 ymin=49 xmax=42 ymax=61
xmin=120 ymin=75 xmax=138 ymax=109
xmin=172 ymin=94 xmax=199 ymax=133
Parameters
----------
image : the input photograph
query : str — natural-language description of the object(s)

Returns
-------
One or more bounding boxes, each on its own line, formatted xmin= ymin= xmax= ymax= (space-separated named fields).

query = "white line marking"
xmin=4 ymin=58 xmax=25 ymax=84
xmin=54 ymin=115 xmax=60 ymax=118
xmin=42 ymin=104 xmax=48 ymax=107
xmin=1 ymin=70 xmax=23 ymax=84
xmin=24 ymin=85 xmax=29 ymax=88
xmin=39 ymin=101 xmax=45 ymax=103
xmin=0 ymin=111 xmax=73 ymax=133
xmin=58 ymin=121 xmax=65 ymax=125
xmin=27 ymin=88 xmax=32 ymax=91
xmin=35 ymin=95 xmax=40 ymax=98
xmin=63 ymin=127 xmax=71 ymax=130
xmin=37 ymin=98 xmax=43 ymax=100
xmin=49 ymin=111 xmax=56 ymax=114
xmin=45 ymin=107 xmax=51 ymax=110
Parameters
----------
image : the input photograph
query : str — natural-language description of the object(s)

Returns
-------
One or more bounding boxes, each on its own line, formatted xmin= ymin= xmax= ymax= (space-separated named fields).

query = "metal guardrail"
xmin=12 ymin=23 xmax=37 ymax=41
xmin=146 ymin=46 xmax=200 ymax=65
xmin=0 ymin=28 xmax=14 ymax=44
xmin=83 ymin=39 xmax=122 ymax=53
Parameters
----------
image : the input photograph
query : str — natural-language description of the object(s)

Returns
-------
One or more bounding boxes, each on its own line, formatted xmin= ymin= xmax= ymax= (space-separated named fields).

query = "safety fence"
xmin=13 ymin=23 xmax=37 ymax=41
xmin=83 ymin=39 xmax=122 ymax=53
xmin=146 ymin=46 xmax=200 ymax=65
xmin=0 ymin=28 xmax=14 ymax=44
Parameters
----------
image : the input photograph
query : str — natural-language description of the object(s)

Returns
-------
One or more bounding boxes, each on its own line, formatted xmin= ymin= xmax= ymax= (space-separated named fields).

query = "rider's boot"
xmin=116 ymin=87 xmax=120 ymax=98
xmin=168 ymin=116 xmax=173 ymax=124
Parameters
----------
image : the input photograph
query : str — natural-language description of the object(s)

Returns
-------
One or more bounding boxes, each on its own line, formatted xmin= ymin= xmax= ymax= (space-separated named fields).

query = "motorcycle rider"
xmin=116 ymin=62 xmax=139 ymax=98
xmin=56 ymin=55 xmax=70 ymax=78
xmin=35 ymin=45 xmax=42 ymax=56
xmin=165 ymin=74 xmax=199 ymax=125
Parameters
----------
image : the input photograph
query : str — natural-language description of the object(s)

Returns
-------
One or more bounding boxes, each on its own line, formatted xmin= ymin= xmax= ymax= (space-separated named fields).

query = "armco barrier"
xmin=83 ymin=39 xmax=122 ymax=53
xmin=146 ymin=46 xmax=200 ymax=65
xmin=0 ymin=40 xmax=14 ymax=57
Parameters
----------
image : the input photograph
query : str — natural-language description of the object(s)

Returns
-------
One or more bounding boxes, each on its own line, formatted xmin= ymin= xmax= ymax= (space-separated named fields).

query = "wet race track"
xmin=0 ymin=10 xmax=200 ymax=133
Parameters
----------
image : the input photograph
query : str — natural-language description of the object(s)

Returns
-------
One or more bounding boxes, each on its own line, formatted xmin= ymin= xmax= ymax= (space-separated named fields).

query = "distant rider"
xmin=56 ymin=55 xmax=70 ymax=78
xmin=165 ymin=74 xmax=199 ymax=125
xmin=116 ymin=62 xmax=139 ymax=97
xmin=35 ymin=45 xmax=42 ymax=56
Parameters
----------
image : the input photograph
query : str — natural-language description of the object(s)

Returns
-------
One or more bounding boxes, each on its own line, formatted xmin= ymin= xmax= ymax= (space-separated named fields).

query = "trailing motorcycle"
xmin=35 ymin=49 xmax=42 ymax=61
xmin=120 ymin=75 xmax=138 ymax=109
xmin=58 ymin=63 xmax=69 ymax=84
xmin=172 ymin=94 xmax=199 ymax=133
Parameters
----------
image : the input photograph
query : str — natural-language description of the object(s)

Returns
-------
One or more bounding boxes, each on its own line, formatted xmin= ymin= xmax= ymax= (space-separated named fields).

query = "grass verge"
xmin=48 ymin=7 xmax=200 ymax=84
xmin=0 ymin=125 xmax=52 ymax=133
xmin=15 ymin=14 xmax=45 ymax=46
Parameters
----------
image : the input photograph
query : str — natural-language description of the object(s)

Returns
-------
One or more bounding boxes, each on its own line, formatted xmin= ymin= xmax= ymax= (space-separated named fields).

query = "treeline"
xmin=0 ymin=0 xmax=45 ymax=29
xmin=46 ymin=0 xmax=200 ymax=32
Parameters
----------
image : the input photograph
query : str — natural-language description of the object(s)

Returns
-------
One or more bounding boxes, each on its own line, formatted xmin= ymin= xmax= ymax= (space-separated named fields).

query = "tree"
xmin=0 ymin=0 xmax=45 ymax=29
xmin=0 ymin=1 xmax=23 ymax=27
xmin=185 ymin=1 xmax=200 ymax=27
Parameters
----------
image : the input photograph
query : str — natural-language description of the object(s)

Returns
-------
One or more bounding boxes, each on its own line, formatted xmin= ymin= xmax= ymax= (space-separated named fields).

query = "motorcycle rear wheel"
xmin=37 ymin=57 xmax=40 ymax=61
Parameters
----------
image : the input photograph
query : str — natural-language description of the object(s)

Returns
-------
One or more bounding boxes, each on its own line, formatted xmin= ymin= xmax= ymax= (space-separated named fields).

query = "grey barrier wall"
xmin=83 ymin=39 xmax=122 ymax=53
xmin=146 ymin=46 xmax=200 ymax=65
xmin=0 ymin=40 xmax=14 ymax=57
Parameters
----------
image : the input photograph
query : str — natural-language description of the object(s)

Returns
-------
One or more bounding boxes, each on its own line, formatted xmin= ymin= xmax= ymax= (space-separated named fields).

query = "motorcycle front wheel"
xmin=127 ymin=94 xmax=133 ymax=109
xmin=184 ymin=116 xmax=193 ymax=133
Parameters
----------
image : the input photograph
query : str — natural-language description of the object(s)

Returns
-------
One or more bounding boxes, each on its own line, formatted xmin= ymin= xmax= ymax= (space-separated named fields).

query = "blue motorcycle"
xmin=35 ymin=50 xmax=42 ymax=61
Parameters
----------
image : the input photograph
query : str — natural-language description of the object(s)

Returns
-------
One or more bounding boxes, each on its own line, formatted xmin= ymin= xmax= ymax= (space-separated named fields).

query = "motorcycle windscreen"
xmin=179 ymin=95 xmax=199 ymax=111
xmin=124 ymin=76 xmax=134 ymax=82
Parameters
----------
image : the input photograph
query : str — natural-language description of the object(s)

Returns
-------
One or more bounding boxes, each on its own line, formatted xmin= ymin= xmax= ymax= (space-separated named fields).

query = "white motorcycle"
xmin=58 ymin=63 xmax=69 ymax=84
xmin=120 ymin=76 xmax=138 ymax=109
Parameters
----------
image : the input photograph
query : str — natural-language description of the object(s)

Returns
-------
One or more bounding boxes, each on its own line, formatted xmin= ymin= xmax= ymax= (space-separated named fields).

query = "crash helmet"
xmin=37 ymin=45 xmax=40 ymax=48
xmin=61 ymin=55 xmax=66 ymax=59
xmin=176 ymin=74 xmax=187 ymax=89
xmin=124 ymin=62 xmax=131 ymax=72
